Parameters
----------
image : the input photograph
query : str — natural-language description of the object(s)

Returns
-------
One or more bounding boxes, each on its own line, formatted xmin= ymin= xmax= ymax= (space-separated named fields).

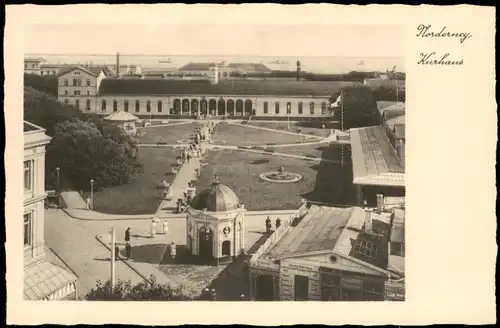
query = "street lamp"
xmin=90 ymin=179 xmax=95 ymax=211
xmin=56 ymin=167 xmax=60 ymax=192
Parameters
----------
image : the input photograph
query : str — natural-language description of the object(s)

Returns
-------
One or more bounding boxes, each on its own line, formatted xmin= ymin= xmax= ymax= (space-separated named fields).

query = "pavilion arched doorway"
xmin=218 ymin=99 xmax=226 ymax=116
xmin=173 ymin=99 xmax=181 ymax=115
xmin=245 ymin=100 xmax=253 ymax=116
xmin=191 ymin=99 xmax=199 ymax=116
xmin=221 ymin=240 xmax=231 ymax=256
xmin=209 ymin=99 xmax=217 ymax=116
xmin=256 ymin=275 xmax=274 ymax=301
xmin=235 ymin=100 xmax=243 ymax=116
xmin=200 ymin=99 xmax=208 ymax=116
xmin=182 ymin=99 xmax=190 ymax=115
xmin=199 ymin=226 xmax=213 ymax=260
xmin=227 ymin=100 xmax=235 ymax=117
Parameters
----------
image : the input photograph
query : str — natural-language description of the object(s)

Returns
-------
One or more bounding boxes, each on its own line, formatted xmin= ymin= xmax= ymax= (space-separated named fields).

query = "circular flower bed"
xmin=260 ymin=171 xmax=303 ymax=183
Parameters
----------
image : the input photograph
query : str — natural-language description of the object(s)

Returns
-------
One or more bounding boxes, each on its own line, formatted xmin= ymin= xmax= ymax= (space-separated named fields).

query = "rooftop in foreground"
xmin=349 ymin=125 xmax=405 ymax=187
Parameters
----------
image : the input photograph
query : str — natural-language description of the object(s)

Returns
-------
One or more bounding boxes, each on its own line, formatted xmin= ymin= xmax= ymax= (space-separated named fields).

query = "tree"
xmin=46 ymin=119 xmax=143 ymax=191
xmin=24 ymin=73 xmax=58 ymax=97
xmin=333 ymin=86 xmax=379 ymax=129
xmin=85 ymin=275 xmax=194 ymax=301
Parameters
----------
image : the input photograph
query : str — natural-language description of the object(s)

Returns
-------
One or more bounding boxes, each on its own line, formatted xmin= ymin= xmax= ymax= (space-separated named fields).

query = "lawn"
xmin=247 ymin=121 xmax=340 ymax=138
xmin=211 ymin=123 xmax=313 ymax=146
xmin=83 ymin=147 xmax=179 ymax=215
xmin=195 ymin=150 xmax=318 ymax=211
xmin=135 ymin=122 xmax=200 ymax=144
xmin=273 ymin=143 xmax=346 ymax=161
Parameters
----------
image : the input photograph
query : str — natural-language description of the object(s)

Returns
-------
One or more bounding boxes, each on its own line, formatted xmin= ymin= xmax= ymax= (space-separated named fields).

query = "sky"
xmin=24 ymin=24 xmax=405 ymax=73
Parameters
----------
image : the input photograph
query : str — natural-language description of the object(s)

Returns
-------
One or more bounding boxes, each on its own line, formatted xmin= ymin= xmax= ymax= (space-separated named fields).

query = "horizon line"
xmin=24 ymin=53 xmax=404 ymax=59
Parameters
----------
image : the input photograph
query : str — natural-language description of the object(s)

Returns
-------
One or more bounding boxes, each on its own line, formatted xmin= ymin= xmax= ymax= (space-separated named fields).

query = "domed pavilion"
xmin=186 ymin=173 xmax=246 ymax=264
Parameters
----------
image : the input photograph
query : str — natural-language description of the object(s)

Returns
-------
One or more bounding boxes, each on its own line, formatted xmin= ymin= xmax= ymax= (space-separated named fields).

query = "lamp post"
xmin=110 ymin=227 xmax=116 ymax=290
xmin=56 ymin=167 xmax=60 ymax=192
xmin=90 ymin=179 xmax=95 ymax=211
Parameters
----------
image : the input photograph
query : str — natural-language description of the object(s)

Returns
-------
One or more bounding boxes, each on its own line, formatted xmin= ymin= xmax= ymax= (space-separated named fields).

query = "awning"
xmin=24 ymin=259 xmax=78 ymax=301
xmin=350 ymin=126 xmax=405 ymax=187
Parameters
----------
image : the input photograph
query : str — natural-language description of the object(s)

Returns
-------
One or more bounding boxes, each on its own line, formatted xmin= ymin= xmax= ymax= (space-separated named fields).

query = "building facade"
xmin=24 ymin=121 xmax=78 ymax=300
xmin=57 ymin=68 xmax=343 ymax=118
xmin=24 ymin=57 xmax=45 ymax=75
xmin=248 ymin=205 xmax=404 ymax=301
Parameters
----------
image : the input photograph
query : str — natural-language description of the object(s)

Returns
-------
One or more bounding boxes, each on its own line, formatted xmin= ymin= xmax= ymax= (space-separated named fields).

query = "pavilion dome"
xmin=189 ymin=177 xmax=240 ymax=213
xmin=104 ymin=111 xmax=139 ymax=122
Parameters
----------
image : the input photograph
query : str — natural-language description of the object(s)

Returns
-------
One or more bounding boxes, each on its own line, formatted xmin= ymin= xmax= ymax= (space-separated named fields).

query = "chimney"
xmin=364 ymin=209 xmax=373 ymax=233
xmin=296 ymin=60 xmax=301 ymax=81
xmin=376 ymin=194 xmax=384 ymax=213
xmin=116 ymin=52 xmax=120 ymax=78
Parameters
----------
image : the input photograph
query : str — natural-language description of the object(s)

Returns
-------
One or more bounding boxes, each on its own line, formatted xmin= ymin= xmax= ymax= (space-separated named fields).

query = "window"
xmin=294 ymin=275 xmax=309 ymax=301
xmin=354 ymin=240 xmax=379 ymax=258
xmin=101 ymin=100 xmax=107 ymax=112
xmin=86 ymin=79 xmax=91 ymax=86
xmin=41 ymin=71 xmax=44 ymax=76
xmin=24 ymin=63 xmax=27 ymax=69
xmin=263 ymin=101 xmax=268 ymax=114
xmin=74 ymin=71 xmax=81 ymax=75
xmin=157 ymin=100 xmax=162 ymax=112
xmin=275 ymin=102 xmax=280 ymax=114
xmin=32 ymin=64 xmax=36 ymax=68
xmin=113 ymin=100 xmax=118 ymax=112
xmin=321 ymin=102 xmax=327 ymax=114
xmin=298 ymin=102 xmax=303 ymax=115
xmin=146 ymin=100 xmax=151 ymax=112
xmin=75 ymin=99 xmax=80 ymax=110
xmin=87 ymin=90 xmax=90 ymax=95
xmin=24 ymin=160 xmax=32 ymax=191
xmin=53 ymin=71 xmax=56 ymax=75
xmin=309 ymin=102 xmax=315 ymax=115
xmin=64 ymin=90 xmax=68 ymax=96
xmin=86 ymin=99 xmax=91 ymax=111
xmin=64 ymin=99 xmax=69 ymax=105
xmin=124 ymin=100 xmax=129 ymax=112
xmin=135 ymin=100 xmax=140 ymax=112
xmin=391 ymin=241 xmax=405 ymax=257
xmin=64 ymin=79 xmax=68 ymax=86
xmin=73 ymin=90 xmax=80 ymax=96
xmin=24 ymin=213 xmax=33 ymax=247
xmin=287 ymin=102 xmax=292 ymax=114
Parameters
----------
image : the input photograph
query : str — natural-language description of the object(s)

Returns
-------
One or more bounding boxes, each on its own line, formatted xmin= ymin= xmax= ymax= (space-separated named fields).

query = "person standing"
xmin=162 ymin=218 xmax=169 ymax=235
xmin=86 ymin=197 xmax=92 ymax=210
xmin=265 ymin=216 xmax=271 ymax=233
xmin=275 ymin=217 xmax=281 ymax=230
xmin=187 ymin=152 xmax=191 ymax=163
xmin=170 ymin=242 xmax=177 ymax=259
xmin=210 ymin=289 xmax=217 ymax=301
xmin=115 ymin=245 xmax=120 ymax=261
xmin=125 ymin=227 xmax=131 ymax=242
xmin=150 ymin=218 xmax=157 ymax=238
xmin=125 ymin=242 xmax=132 ymax=260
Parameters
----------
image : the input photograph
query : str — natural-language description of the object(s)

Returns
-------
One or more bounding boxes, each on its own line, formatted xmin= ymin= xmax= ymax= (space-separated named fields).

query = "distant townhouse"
xmin=248 ymin=205 xmax=405 ymax=301
xmin=349 ymin=105 xmax=405 ymax=206
xmin=57 ymin=65 xmax=355 ymax=118
xmin=24 ymin=121 xmax=78 ymax=300
xmin=24 ymin=57 xmax=45 ymax=75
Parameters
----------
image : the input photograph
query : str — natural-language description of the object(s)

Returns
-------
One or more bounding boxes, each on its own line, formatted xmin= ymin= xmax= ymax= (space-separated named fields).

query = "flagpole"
xmin=341 ymin=90 xmax=344 ymax=167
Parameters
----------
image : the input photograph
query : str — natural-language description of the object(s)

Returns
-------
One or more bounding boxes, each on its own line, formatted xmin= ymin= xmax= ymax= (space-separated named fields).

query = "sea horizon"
xmin=25 ymin=54 xmax=405 ymax=74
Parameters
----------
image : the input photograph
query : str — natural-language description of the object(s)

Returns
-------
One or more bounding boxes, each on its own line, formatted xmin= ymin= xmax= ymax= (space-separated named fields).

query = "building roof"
xmin=263 ymin=206 xmax=352 ymax=259
xmin=364 ymin=78 xmax=406 ymax=90
xmin=97 ymin=78 xmax=355 ymax=97
xmin=24 ymin=121 xmax=52 ymax=147
xmin=259 ymin=205 xmax=392 ymax=273
xmin=376 ymin=101 xmax=400 ymax=111
xmin=24 ymin=258 xmax=78 ymax=300
xmin=24 ymin=121 xmax=43 ymax=132
xmin=377 ymin=102 xmax=405 ymax=118
xmin=349 ymin=125 xmax=405 ymax=187
xmin=227 ymin=63 xmax=271 ymax=73
xmin=58 ymin=65 xmax=113 ymax=77
xmin=104 ymin=111 xmax=139 ymax=122
xmin=385 ymin=114 xmax=405 ymax=129
xmin=190 ymin=179 xmax=241 ymax=212
xmin=179 ymin=63 xmax=215 ymax=71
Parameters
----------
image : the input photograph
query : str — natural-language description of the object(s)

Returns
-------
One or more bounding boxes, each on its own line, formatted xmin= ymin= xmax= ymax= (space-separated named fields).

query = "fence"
xmin=249 ymin=201 xmax=309 ymax=263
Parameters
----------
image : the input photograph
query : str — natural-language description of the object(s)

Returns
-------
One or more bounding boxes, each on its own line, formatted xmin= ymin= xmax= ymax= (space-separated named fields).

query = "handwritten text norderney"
xmin=416 ymin=24 xmax=471 ymax=66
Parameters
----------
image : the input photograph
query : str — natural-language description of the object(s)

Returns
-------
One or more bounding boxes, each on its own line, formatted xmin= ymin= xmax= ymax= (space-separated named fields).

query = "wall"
xmin=57 ymin=68 xmax=100 ymax=112
xmin=87 ymin=94 xmax=331 ymax=118
xmin=279 ymin=259 xmax=321 ymax=301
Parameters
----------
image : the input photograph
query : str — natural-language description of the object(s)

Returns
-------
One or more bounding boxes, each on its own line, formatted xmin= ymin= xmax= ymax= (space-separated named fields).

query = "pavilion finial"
xmin=212 ymin=172 xmax=220 ymax=185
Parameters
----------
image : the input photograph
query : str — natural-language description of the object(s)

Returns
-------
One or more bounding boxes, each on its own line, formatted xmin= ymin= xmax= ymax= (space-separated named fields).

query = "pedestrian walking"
xmin=162 ymin=218 xmax=169 ymax=234
xmin=265 ymin=216 xmax=271 ymax=233
xmin=115 ymin=245 xmax=120 ymax=261
xmin=125 ymin=242 xmax=132 ymax=260
xmin=170 ymin=242 xmax=177 ymax=259
xmin=125 ymin=227 xmax=131 ymax=242
xmin=150 ymin=218 xmax=157 ymax=238
xmin=187 ymin=152 xmax=191 ymax=163
xmin=86 ymin=197 xmax=92 ymax=210
xmin=275 ymin=217 xmax=281 ymax=230
xmin=210 ymin=289 xmax=217 ymax=301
